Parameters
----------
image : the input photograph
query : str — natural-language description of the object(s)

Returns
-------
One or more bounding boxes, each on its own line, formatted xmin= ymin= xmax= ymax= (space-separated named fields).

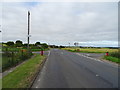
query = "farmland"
xmin=62 ymin=47 xmax=118 ymax=53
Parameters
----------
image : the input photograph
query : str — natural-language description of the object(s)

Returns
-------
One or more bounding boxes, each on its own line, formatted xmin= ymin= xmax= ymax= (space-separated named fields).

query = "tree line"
xmin=2 ymin=40 xmax=48 ymax=49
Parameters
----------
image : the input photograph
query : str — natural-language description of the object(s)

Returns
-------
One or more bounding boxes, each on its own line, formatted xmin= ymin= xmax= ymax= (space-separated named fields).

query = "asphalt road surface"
xmin=32 ymin=49 xmax=118 ymax=88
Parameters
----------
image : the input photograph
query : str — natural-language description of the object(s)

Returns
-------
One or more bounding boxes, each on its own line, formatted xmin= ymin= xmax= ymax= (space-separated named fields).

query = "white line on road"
xmin=36 ymin=86 xmax=38 ymax=88
xmin=96 ymin=74 xmax=99 ymax=77
xmin=61 ymin=52 xmax=63 ymax=54
xmin=76 ymin=53 xmax=103 ymax=63
xmin=76 ymin=53 xmax=118 ymax=69
xmin=48 ymin=51 xmax=51 ymax=56
xmin=38 ymin=79 xmax=41 ymax=81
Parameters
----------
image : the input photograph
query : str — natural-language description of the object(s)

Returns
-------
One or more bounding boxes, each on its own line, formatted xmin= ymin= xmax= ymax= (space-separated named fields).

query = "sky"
xmin=0 ymin=0 xmax=119 ymax=47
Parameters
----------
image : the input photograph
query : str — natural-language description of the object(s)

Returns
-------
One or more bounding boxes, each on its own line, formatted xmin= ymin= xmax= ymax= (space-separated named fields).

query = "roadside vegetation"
xmin=2 ymin=49 xmax=33 ymax=71
xmin=103 ymin=51 xmax=120 ymax=63
xmin=3 ymin=54 xmax=46 ymax=88
xmin=2 ymin=40 xmax=49 ymax=52
xmin=0 ymin=79 xmax=1 ymax=90
xmin=2 ymin=40 xmax=49 ymax=71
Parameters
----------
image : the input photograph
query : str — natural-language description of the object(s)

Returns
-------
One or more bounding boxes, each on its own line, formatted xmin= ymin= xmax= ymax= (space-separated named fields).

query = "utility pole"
xmin=68 ymin=43 xmax=70 ymax=48
xmin=27 ymin=11 xmax=30 ymax=51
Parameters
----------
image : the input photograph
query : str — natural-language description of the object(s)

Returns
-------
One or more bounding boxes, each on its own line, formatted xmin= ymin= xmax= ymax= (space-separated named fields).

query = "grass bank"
xmin=103 ymin=51 xmax=120 ymax=63
xmin=103 ymin=56 xmax=119 ymax=63
xmin=0 ymin=79 xmax=1 ymax=90
xmin=2 ymin=54 xmax=46 ymax=88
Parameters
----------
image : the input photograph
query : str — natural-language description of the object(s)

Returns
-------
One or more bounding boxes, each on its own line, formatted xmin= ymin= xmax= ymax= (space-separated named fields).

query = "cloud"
xmin=1 ymin=2 xmax=118 ymax=47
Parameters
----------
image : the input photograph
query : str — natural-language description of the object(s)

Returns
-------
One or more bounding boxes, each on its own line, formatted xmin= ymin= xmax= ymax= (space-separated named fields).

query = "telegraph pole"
xmin=27 ymin=11 xmax=30 ymax=51
xmin=68 ymin=43 xmax=70 ymax=48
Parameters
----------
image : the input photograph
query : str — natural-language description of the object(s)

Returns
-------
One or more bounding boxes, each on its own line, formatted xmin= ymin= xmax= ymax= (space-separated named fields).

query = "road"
xmin=32 ymin=49 xmax=118 ymax=88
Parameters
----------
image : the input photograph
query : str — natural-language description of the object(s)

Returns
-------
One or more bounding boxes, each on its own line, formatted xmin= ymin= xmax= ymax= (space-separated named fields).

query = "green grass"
xmin=0 ymin=79 xmax=1 ymax=89
xmin=31 ymin=48 xmax=50 ymax=51
xmin=2 ymin=54 xmax=46 ymax=88
xmin=0 ymin=54 xmax=1 ymax=67
xmin=103 ymin=56 xmax=119 ymax=63
xmin=2 ymin=47 xmax=21 ymax=52
xmin=62 ymin=48 xmax=118 ymax=53
xmin=2 ymin=47 xmax=49 ymax=52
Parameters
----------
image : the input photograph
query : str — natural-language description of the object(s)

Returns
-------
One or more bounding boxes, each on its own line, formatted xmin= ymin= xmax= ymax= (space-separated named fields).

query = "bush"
xmin=2 ymin=49 xmax=33 ymax=71
xmin=110 ymin=51 xmax=120 ymax=58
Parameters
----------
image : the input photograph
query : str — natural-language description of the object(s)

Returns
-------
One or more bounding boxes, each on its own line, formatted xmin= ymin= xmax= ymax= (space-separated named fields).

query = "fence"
xmin=2 ymin=47 xmax=33 ymax=71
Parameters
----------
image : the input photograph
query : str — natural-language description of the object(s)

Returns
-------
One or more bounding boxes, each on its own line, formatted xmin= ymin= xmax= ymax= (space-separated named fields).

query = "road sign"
xmin=27 ymin=35 xmax=31 ymax=37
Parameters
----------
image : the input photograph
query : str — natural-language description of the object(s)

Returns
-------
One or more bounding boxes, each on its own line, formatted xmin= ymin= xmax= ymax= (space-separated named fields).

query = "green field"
xmin=62 ymin=48 xmax=118 ymax=53
xmin=3 ymin=54 xmax=46 ymax=88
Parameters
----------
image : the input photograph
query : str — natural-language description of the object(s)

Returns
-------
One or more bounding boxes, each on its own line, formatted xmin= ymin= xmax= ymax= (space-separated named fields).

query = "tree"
xmin=74 ymin=42 xmax=79 ymax=47
xmin=15 ymin=40 xmax=23 ymax=47
xmin=41 ymin=43 xmax=48 ymax=49
xmin=6 ymin=41 xmax=14 ymax=47
xmin=35 ymin=42 xmax=41 ymax=46
xmin=59 ymin=45 xmax=65 ymax=48
xmin=23 ymin=43 xmax=28 ymax=47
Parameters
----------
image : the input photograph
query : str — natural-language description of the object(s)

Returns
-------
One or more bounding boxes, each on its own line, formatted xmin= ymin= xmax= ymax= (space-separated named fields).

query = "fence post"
xmin=21 ymin=49 xmax=23 ymax=60
xmin=12 ymin=51 xmax=14 ymax=65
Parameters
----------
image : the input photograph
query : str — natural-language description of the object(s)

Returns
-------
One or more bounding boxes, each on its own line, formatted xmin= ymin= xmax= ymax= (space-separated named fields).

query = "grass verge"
xmin=2 ymin=54 xmax=46 ymax=88
xmin=103 ymin=56 xmax=119 ymax=63
xmin=0 ymin=79 xmax=2 ymax=90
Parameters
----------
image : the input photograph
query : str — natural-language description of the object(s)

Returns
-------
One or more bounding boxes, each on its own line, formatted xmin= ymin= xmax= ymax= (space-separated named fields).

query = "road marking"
xmin=48 ymin=51 xmax=51 ymax=56
xmin=36 ymin=86 xmax=38 ymax=88
xmin=38 ymin=79 xmax=41 ymax=81
xmin=61 ymin=52 xmax=63 ymax=54
xmin=96 ymin=74 xmax=99 ymax=77
xmin=76 ymin=53 xmax=103 ymax=63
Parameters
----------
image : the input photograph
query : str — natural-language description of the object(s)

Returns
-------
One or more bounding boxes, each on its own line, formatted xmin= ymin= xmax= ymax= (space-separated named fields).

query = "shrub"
xmin=2 ymin=49 xmax=33 ymax=71
xmin=110 ymin=51 xmax=120 ymax=58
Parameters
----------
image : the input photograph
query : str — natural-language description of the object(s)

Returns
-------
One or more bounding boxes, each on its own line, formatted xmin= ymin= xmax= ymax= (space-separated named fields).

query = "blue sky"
xmin=1 ymin=2 xmax=118 ymax=47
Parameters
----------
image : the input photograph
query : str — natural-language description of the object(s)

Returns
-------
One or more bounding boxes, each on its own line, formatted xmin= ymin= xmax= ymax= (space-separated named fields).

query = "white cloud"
xmin=1 ymin=2 xmax=118 ymax=47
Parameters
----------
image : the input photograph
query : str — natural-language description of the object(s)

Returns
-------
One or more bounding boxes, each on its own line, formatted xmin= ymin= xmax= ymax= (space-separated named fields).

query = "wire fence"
xmin=2 ymin=47 xmax=33 ymax=71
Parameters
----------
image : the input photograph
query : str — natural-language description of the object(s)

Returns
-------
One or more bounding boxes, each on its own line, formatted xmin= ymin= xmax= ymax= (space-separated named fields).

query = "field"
xmin=3 ymin=54 xmax=46 ymax=88
xmin=62 ymin=48 xmax=118 ymax=53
